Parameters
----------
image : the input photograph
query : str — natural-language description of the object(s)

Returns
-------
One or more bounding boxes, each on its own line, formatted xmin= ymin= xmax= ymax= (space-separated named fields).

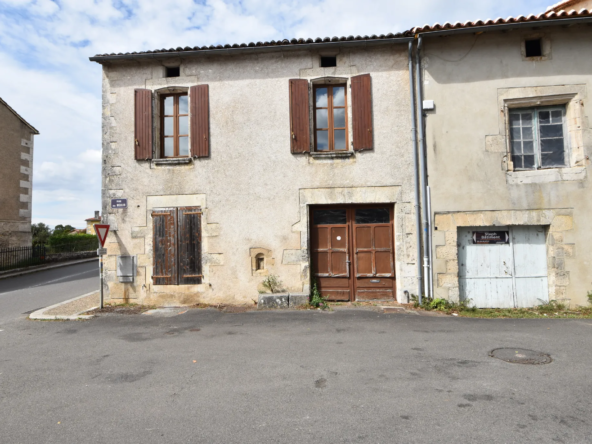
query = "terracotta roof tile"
xmin=410 ymin=8 xmax=592 ymax=33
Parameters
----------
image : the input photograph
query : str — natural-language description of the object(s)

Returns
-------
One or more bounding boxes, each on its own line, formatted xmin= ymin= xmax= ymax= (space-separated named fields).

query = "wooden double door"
xmin=310 ymin=205 xmax=396 ymax=302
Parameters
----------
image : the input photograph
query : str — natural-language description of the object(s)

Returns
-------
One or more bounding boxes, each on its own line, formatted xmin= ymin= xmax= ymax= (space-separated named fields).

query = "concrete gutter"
xmin=28 ymin=291 xmax=98 ymax=321
xmin=0 ymin=257 xmax=98 ymax=280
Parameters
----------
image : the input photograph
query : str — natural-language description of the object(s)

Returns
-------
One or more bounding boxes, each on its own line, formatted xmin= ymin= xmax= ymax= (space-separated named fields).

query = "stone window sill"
xmin=506 ymin=166 xmax=586 ymax=185
xmin=310 ymin=151 xmax=354 ymax=159
xmin=151 ymin=157 xmax=193 ymax=167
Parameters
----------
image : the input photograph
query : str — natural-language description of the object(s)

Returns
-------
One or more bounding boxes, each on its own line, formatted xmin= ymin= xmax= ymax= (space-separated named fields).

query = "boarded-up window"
xmin=351 ymin=74 xmax=373 ymax=151
xmin=152 ymin=207 xmax=202 ymax=285
xmin=135 ymin=89 xmax=153 ymax=160
xmin=190 ymin=84 xmax=209 ymax=158
xmin=289 ymin=79 xmax=310 ymax=153
xmin=178 ymin=207 xmax=202 ymax=284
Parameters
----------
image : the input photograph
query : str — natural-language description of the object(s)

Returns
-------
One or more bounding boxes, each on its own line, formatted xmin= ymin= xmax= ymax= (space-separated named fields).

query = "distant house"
xmin=0 ymin=97 xmax=39 ymax=248
xmin=85 ymin=211 xmax=101 ymax=235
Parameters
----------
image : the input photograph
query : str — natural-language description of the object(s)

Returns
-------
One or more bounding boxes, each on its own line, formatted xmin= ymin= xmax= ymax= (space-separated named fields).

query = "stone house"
xmin=0 ymin=97 xmax=38 ymax=248
xmin=90 ymin=33 xmax=422 ymax=306
xmin=416 ymin=5 xmax=592 ymax=307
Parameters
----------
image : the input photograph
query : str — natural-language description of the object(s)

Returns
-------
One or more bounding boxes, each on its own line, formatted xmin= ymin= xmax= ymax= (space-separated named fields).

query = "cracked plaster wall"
xmin=100 ymin=45 xmax=418 ymax=306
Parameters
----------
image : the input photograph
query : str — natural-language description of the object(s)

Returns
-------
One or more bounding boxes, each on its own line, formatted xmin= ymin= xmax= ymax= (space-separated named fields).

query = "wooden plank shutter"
xmin=134 ymin=89 xmax=153 ymax=160
xmin=178 ymin=207 xmax=202 ymax=285
xmin=289 ymin=79 xmax=310 ymax=154
xmin=190 ymin=85 xmax=209 ymax=158
xmin=351 ymin=74 xmax=373 ymax=151
xmin=152 ymin=208 xmax=177 ymax=285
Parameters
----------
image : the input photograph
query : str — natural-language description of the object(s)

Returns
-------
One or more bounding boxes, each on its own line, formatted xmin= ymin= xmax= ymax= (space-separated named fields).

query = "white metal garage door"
xmin=458 ymin=226 xmax=549 ymax=308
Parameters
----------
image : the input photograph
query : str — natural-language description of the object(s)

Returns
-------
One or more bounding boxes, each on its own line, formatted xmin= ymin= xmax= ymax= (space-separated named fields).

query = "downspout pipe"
xmin=416 ymin=36 xmax=431 ymax=300
xmin=408 ymin=41 xmax=423 ymax=304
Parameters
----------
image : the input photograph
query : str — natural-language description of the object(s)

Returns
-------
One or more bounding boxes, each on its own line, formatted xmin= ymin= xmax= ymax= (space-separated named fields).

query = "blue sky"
xmin=0 ymin=0 xmax=554 ymax=228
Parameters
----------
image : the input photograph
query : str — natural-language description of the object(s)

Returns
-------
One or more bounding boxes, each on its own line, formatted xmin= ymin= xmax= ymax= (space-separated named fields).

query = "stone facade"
xmin=423 ymin=23 xmax=592 ymax=306
xmin=94 ymin=43 xmax=419 ymax=306
xmin=0 ymin=98 xmax=38 ymax=248
xmin=433 ymin=210 xmax=575 ymax=303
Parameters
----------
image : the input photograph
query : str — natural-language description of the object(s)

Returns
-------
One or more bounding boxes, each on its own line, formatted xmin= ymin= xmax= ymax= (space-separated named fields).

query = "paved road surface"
xmin=2 ymin=307 xmax=591 ymax=443
xmin=0 ymin=261 xmax=98 ymax=325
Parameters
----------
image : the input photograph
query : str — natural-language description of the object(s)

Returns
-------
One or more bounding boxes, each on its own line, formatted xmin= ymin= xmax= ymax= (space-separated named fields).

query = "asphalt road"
xmin=0 ymin=261 xmax=99 ymax=325
xmin=1 ymin=307 xmax=591 ymax=443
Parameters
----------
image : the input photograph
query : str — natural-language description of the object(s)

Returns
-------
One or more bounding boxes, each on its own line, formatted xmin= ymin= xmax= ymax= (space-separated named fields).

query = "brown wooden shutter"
xmin=190 ymin=85 xmax=209 ymax=158
xmin=152 ymin=208 xmax=177 ymax=285
xmin=289 ymin=79 xmax=310 ymax=153
xmin=178 ymin=207 xmax=202 ymax=285
xmin=351 ymin=74 xmax=373 ymax=151
xmin=134 ymin=89 xmax=153 ymax=160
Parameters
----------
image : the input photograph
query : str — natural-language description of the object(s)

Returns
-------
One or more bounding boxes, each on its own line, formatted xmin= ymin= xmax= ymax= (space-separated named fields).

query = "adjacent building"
xmin=418 ymin=5 xmax=592 ymax=308
xmin=86 ymin=211 xmax=102 ymax=235
xmin=0 ymin=98 xmax=38 ymax=248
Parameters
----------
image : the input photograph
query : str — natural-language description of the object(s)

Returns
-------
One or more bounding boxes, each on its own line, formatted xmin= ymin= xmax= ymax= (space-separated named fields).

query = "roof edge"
xmin=412 ymin=14 xmax=592 ymax=38
xmin=89 ymin=37 xmax=414 ymax=63
xmin=0 ymin=97 xmax=39 ymax=135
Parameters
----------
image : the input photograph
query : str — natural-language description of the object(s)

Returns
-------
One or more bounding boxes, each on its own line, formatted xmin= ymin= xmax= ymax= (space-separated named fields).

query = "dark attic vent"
xmin=166 ymin=66 xmax=180 ymax=77
xmin=525 ymin=39 xmax=542 ymax=58
xmin=320 ymin=56 xmax=337 ymax=67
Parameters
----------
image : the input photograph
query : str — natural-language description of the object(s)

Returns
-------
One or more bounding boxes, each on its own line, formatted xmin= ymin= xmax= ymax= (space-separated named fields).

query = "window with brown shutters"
xmin=152 ymin=207 xmax=202 ymax=285
xmin=351 ymin=74 xmax=373 ymax=151
xmin=313 ymin=84 xmax=348 ymax=152
xmin=161 ymin=93 xmax=189 ymax=158
xmin=134 ymin=89 xmax=153 ymax=160
xmin=190 ymin=84 xmax=209 ymax=158
xmin=289 ymin=79 xmax=310 ymax=154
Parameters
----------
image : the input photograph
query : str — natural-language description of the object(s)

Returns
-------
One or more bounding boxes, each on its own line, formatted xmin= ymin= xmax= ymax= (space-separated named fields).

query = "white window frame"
xmin=509 ymin=106 xmax=569 ymax=171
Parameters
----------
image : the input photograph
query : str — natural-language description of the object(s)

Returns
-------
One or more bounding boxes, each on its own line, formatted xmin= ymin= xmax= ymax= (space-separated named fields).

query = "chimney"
xmin=95 ymin=210 xmax=100 ymax=219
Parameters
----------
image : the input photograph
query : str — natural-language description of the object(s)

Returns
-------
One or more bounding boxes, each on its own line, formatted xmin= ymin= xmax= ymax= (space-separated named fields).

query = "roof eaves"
xmin=410 ymin=8 xmax=592 ymax=36
xmin=89 ymin=34 xmax=414 ymax=63
xmin=0 ymin=97 xmax=39 ymax=135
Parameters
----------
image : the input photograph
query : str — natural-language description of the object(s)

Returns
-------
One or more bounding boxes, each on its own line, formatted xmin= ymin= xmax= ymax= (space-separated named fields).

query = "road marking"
xmin=0 ymin=268 xmax=97 ymax=295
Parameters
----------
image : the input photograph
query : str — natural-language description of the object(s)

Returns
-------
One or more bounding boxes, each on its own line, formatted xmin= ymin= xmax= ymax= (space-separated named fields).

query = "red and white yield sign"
xmin=94 ymin=224 xmax=110 ymax=248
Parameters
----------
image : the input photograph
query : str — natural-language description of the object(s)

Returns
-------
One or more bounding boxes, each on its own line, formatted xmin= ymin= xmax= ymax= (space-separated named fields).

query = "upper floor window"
xmin=161 ymin=93 xmax=189 ymax=158
xmin=314 ymin=85 xmax=348 ymax=152
xmin=510 ymin=107 xmax=566 ymax=170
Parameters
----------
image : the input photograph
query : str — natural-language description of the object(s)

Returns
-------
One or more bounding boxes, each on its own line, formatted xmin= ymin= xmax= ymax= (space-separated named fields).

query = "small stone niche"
xmin=250 ymin=248 xmax=274 ymax=276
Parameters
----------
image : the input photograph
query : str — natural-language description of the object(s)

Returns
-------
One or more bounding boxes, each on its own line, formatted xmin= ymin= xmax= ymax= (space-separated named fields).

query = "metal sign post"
xmin=94 ymin=224 xmax=110 ymax=309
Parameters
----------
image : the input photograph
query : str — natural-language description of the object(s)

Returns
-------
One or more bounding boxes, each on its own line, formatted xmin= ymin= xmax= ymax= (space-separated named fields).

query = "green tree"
xmin=53 ymin=224 xmax=76 ymax=236
xmin=31 ymin=223 xmax=53 ymax=245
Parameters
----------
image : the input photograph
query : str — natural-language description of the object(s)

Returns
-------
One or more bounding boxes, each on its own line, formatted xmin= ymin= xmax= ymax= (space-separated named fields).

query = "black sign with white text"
xmin=111 ymin=198 xmax=128 ymax=209
xmin=473 ymin=231 xmax=509 ymax=245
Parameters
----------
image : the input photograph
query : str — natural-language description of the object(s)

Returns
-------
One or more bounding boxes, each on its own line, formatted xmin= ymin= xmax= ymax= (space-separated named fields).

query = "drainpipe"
xmin=408 ymin=41 xmax=423 ymax=304
xmin=416 ymin=36 xmax=432 ymax=300
xmin=427 ymin=185 xmax=434 ymax=298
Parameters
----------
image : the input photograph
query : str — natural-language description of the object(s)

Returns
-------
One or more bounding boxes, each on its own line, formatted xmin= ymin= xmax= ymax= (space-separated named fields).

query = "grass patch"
xmin=412 ymin=297 xmax=592 ymax=319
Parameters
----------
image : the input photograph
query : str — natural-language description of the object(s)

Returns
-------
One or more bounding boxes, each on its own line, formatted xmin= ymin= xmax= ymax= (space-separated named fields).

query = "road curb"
xmin=0 ymin=258 xmax=98 ymax=280
xmin=29 ymin=291 xmax=98 ymax=321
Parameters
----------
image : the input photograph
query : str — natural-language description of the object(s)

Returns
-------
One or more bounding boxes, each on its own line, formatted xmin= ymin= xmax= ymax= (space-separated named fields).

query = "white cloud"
xmin=0 ymin=0 xmax=552 ymax=227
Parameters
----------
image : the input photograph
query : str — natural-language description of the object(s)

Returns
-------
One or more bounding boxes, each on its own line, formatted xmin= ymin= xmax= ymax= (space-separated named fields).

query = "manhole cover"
xmin=489 ymin=348 xmax=552 ymax=365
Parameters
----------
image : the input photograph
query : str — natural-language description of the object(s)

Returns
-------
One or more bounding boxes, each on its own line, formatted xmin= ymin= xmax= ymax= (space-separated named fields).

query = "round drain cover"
xmin=490 ymin=348 xmax=552 ymax=365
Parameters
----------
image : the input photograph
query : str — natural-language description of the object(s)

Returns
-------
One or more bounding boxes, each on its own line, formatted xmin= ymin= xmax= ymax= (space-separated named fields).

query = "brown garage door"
xmin=310 ymin=206 xmax=396 ymax=302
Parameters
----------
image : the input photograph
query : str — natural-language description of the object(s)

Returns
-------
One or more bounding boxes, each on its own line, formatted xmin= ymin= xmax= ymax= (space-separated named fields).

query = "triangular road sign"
xmin=95 ymin=224 xmax=110 ymax=248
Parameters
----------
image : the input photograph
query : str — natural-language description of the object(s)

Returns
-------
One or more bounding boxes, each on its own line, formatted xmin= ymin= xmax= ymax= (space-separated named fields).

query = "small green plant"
xmin=587 ymin=290 xmax=592 ymax=306
xmin=262 ymin=274 xmax=283 ymax=293
xmin=310 ymin=281 xmax=328 ymax=309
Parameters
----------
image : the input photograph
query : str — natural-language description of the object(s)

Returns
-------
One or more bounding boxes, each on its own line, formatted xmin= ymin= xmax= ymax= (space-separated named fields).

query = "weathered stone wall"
xmin=424 ymin=25 xmax=592 ymax=305
xmin=100 ymin=45 xmax=418 ymax=306
xmin=0 ymin=103 xmax=35 ymax=248
xmin=433 ymin=210 xmax=574 ymax=304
